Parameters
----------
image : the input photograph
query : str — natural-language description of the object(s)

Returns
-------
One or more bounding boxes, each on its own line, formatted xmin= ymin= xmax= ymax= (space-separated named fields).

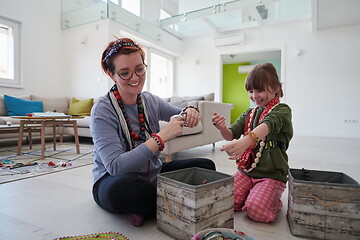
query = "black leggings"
xmin=92 ymin=158 xmax=215 ymax=216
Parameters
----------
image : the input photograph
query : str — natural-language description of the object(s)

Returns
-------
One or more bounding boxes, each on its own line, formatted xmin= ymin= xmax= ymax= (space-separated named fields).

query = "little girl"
xmin=212 ymin=63 xmax=293 ymax=223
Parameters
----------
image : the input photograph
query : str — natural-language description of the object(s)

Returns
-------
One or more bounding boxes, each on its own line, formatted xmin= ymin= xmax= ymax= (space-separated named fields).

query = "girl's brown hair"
xmin=245 ymin=63 xmax=283 ymax=97
xmin=101 ymin=37 xmax=145 ymax=74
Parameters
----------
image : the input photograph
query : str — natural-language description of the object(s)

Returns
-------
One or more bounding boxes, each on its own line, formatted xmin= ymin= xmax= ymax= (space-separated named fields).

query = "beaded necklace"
xmin=110 ymin=85 xmax=151 ymax=150
xmin=236 ymin=97 xmax=280 ymax=172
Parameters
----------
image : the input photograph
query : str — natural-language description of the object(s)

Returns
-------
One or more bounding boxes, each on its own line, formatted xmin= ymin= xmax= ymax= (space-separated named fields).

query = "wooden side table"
xmin=11 ymin=116 xmax=84 ymax=160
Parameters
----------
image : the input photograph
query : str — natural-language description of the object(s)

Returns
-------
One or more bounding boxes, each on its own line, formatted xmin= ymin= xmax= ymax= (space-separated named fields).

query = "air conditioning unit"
xmin=238 ymin=65 xmax=256 ymax=73
xmin=214 ymin=34 xmax=245 ymax=47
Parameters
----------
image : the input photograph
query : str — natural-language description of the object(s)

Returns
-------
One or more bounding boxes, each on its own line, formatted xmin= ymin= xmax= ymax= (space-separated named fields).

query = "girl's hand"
xmin=158 ymin=117 xmax=184 ymax=142
xmin=183 ymin=107 xmax=200 ymax=128
xmin=220 ymin=137 xmax=253 ymax=160
xmin=212 ymin=112 xmax=227 ymax=130
xmin=212 ymin=112 xmax=233 ymax=141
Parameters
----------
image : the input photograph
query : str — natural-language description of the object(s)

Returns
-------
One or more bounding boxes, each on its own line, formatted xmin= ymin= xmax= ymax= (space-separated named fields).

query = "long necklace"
xmin=112 ymin=89 xmax=147 ymax=143
xmin=237 ymin=97 xmax=280 ymax=172
xmin=245 ymin=96 xmax=280 ymax=133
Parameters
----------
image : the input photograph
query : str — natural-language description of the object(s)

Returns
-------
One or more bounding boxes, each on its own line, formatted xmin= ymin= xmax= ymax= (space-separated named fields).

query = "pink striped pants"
xmin=233 ymin=170 xmax=286 ymax=223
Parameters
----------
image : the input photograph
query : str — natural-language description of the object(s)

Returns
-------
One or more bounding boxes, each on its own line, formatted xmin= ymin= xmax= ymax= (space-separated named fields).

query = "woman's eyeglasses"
xmin=115 ymin=64 xmax=148 ymax=80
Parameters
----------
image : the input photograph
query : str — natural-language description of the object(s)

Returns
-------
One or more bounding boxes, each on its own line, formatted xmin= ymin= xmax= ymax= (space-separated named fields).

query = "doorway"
xmin=222 ymin=50 xmax=281 ymax=123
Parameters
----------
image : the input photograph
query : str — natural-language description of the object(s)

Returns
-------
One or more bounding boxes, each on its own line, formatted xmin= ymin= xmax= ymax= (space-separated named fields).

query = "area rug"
xmin=54 ymin=232 xmax=128 ymax=240
xmin=0 ymin=142 xmax=94 ymax=184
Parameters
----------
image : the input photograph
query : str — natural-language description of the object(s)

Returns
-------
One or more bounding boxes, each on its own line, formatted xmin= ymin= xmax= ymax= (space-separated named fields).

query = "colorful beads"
xmin=151 ymin=133 xmax=164 ymax=151
xmin=245 ymin=131 xmax=260 ymax=147
xmin=112 ymin=89 xmax=147 ymax=143
xmin=238 ymin=97 xmax=280 ymax=172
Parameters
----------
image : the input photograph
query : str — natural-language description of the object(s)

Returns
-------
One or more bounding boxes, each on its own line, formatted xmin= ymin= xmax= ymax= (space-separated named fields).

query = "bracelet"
xmin=245 ymin=131 xmax=260 ymax=146
xmin=181 ymin=105 xmax=199 ymax=114
xmin=151 ymin=133 xmax=164 ymax=151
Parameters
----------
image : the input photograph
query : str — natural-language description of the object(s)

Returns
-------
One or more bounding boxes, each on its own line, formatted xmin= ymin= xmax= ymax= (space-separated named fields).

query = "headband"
xmin=102 ymin=39 xmax=139 ymax=63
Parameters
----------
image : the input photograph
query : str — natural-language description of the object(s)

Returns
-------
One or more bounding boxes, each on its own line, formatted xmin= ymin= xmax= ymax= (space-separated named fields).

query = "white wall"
xmin=0 ymin=0 xmax=67 ymax=97
xmin=1 ymin=0 xmax=359 ymax=138
xmin=176 ymin=37 xmax=222 ymax=98
xmin=62 ymin=20 xmax=110 ymax=98
xmin=176 ymin=21 xmax=360 ymax=138
xmin=0 ymin=0 xmax=182 ymax=99
xmin=61 ymin=18 xmax=182 ymax=98
xmin=162 ymin=0 xmax=179 ymax=16
xmin=142 ymin=0 xmax=161 ymax=23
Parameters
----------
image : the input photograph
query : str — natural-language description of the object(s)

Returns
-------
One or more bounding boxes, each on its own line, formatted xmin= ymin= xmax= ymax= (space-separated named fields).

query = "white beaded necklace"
xmin=242 ymin=98 xmax=280 ymax=173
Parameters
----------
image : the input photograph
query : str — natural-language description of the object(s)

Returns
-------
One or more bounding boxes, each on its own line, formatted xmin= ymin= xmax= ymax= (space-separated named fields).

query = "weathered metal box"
xmin=287 ymin=168 xmax=360 ymax=240
xmin=157 ymin=167 xmax=234 ymax=240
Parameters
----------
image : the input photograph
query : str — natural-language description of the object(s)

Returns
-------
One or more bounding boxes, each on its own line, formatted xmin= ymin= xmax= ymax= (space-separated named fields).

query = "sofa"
xmin=161 ymin=93 xmax=233 ymax=161
xmin=0 ymin=94 xmax=233 ymax=161
xmin=0 ymin=95 xmax=93 ymax=140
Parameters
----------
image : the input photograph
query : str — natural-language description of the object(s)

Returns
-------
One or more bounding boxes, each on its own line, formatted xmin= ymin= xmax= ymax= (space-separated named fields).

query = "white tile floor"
xmin=0 ymin=136 xmax=359 ymax=240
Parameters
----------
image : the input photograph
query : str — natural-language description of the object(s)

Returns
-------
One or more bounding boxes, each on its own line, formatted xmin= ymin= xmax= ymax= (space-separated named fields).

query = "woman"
xmin=90 ymin=37 xmax=215 ymax=227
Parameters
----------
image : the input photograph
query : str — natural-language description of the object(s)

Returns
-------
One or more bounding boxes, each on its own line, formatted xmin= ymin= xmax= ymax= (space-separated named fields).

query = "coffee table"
xmin=0 ymin=124 xmax=41 ymax=149
xmin=11 ymin=116 xmax=84 ymax=160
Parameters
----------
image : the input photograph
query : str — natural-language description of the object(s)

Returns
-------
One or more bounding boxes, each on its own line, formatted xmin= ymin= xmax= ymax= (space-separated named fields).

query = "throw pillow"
xmin=31 ymin=95 xmax=69 ymax=113
xmin=68 ymin=97 xmax=94 ymax=116
xmin=4 ymin=95 xmax=43 ymax=116
xmin=170 ymin=96 xmax=205 ymax=108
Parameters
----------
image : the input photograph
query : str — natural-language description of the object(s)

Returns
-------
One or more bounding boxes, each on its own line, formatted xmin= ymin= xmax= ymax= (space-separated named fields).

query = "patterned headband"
xmin=102 ymin=39 xmax=139 ymax=63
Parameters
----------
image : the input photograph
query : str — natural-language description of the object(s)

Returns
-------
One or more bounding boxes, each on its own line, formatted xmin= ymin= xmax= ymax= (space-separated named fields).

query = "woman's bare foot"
xmin=128 ymin=214 xmax=145 ymax=227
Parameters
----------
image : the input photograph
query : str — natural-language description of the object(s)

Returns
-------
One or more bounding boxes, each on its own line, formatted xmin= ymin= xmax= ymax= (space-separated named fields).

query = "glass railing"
xmin=158 ymin=0 xmax=311 ymax=38
xmin=107 ymin=2 xmax=163 ymax=41
xmin=61 ymin=0 xmax=311 ymax=40
xmin=61 ymin=0 xmax=107 ymax=29
xmin=61 ymin=0 xmax=163 ymax=41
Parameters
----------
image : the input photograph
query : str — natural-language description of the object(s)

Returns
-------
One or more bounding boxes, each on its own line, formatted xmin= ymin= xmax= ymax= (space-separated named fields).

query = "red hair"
xmin=101 ymin=37 xmax=145 ymax=74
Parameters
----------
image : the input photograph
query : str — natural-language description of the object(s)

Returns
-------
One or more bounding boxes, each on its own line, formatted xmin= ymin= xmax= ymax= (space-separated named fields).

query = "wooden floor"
xmin=0 ymin=136 xmax=359 ymax=240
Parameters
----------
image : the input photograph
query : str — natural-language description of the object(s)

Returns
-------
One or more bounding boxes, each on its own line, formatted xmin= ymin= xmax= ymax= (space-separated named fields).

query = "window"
xmin=0 ymin=16 xmax=21 ymax=88
xmin=147 ymin=51 xmax=174 ymax=98
xmin=121 ymin=0 xmax=140 ymax=17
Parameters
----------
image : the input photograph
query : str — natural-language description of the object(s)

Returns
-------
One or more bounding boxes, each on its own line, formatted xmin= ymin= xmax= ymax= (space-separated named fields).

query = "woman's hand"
xmin=157 ymin=117 xmax=184 ymax=142
xmin=183 ymin=107 xmax=200 ymax=128
xmin=221 ymin=136 xmax=253 ymax=160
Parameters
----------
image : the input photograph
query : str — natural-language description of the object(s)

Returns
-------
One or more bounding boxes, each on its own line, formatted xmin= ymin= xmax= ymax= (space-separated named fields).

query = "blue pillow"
xmin=4 ymin=95 xmax=43 ymax=116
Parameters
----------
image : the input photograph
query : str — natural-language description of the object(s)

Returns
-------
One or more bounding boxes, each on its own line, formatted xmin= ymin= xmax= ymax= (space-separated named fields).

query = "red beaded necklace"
xmin=112 ymin=89 xmax=147 ymax=142
xmin=244 ymin=96 xmax=280 ymax=134
xmin=236 ymin=97 xmax=280 ymax=171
